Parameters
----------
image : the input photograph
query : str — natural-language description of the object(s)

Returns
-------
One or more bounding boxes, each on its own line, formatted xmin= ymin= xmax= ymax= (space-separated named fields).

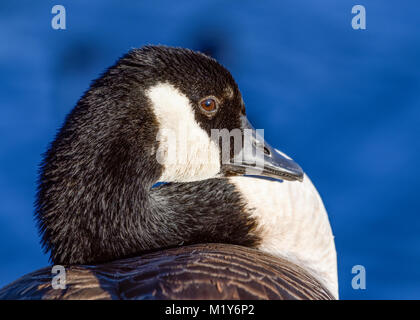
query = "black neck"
xmin=37 ymin=161 xmax=260 ymax=265
xmin=148 ymin=179 xmax=261 ymax=251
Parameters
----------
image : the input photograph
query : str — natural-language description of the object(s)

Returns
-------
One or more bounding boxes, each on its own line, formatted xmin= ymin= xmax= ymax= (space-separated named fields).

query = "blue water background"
xmin=0 ymin=1 xmax=419 ymax=299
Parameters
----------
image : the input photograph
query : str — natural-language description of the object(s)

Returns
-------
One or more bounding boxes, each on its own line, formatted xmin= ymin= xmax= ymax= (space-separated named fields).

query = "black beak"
xmin=221 ymin=116 xmax=304 ymax=182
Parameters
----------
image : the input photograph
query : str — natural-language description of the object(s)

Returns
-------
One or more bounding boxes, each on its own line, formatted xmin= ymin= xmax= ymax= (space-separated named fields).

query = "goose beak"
xmin=221 ymin=116 xmax=304 ymax=182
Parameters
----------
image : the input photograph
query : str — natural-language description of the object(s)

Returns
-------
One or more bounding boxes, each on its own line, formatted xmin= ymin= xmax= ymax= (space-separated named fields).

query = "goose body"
xmin=0 ymin=244 xmax=334 ymax=300
xmin=0 ymin=46 xmax=337 ymax=299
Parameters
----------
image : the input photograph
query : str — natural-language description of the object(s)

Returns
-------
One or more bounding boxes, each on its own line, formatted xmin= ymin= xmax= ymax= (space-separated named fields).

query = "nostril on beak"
xmin=252 ymin=140 xmax=271 ymax=156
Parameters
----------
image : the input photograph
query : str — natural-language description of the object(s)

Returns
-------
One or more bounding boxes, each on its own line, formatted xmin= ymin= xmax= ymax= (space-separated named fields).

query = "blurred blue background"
xmin=0 ymin=0 xmax=419 ymax=299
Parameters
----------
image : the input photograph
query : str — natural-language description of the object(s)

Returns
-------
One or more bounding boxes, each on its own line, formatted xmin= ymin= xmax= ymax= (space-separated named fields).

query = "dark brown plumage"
xmin=0 ymin=244 xmax=334 ymax=300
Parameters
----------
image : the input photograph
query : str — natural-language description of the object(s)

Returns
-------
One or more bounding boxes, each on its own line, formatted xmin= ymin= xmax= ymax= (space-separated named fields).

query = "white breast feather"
xmin=229 ymin=174 xmax=338 ymax=298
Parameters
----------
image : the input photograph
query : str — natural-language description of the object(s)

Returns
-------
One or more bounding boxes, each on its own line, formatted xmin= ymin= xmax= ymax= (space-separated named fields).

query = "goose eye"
xmin=199 ymin=98 xmax=218 ymax=113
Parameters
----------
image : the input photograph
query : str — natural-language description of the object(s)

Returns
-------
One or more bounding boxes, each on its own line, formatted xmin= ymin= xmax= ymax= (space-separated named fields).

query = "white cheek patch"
xmin=146 ymin=82 xmax=221 ymax=182
xmin=229 ymin=174 xmax=338 ymax=299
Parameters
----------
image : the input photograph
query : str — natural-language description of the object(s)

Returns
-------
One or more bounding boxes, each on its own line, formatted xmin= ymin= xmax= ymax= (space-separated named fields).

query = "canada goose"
xmin=0 ymin=46 xmax=337 ymax=299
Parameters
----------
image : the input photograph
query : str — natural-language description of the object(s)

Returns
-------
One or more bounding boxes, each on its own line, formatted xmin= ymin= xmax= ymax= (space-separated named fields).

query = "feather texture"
xmin=0 ymin=244 xmax=334 ymax=300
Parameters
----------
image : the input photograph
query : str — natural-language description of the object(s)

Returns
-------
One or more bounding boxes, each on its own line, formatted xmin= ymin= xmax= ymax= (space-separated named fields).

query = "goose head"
xmin=122 ymin=46 xmax=303 ymax=184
